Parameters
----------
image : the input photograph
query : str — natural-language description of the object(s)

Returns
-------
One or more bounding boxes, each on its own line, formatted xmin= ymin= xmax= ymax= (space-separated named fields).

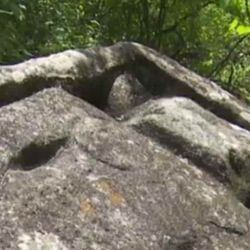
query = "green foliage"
xmin=0 ymin=0 xmax=26 ymax=62
xmin=0 ymin=0 xmax=249 ymax=102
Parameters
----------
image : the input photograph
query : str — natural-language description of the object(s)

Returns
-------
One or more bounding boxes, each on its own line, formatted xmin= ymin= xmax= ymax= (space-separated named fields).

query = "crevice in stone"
xmin=243 ymin=195 xmax=250 ymax=209
xmin=9 ymin=138 xmax=67 ymax=171
xmin=231 ymin=186 xmax=250 ymax=210
xmin=0 ymin=66 xmax=125 ymax=109
xmin=94 ymin=157 xmax=131 ymax=171
xmin=79 ymin=144 xmax=132 ymax=172
xmin=130 ymin=58 xmax=250 ymax=131
xmin=61 ymin=66 xmax=124 ymax=110
xmin=228 ymin=149 xmax=250 ymax=209
xmin=208 ymin=221 xmax=246 ymax=236
xmin=164 ymin=233 xmax=197 ymax=250
xmin=1 ymin=55 xmax=249 ymax=132
xmin=0 ymin=78 xmax=54 ymax=107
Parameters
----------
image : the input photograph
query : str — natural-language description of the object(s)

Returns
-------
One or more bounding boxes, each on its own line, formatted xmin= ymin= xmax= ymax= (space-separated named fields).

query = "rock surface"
xmin=106 ymin=72 xmax=151 ymax=116
xmin=0 ymin=42 xmax=250 ymax=250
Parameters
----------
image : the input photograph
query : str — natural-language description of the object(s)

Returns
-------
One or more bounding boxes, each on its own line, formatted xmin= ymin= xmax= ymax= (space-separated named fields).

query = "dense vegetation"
xmin=0 ymin=0 xmax=249 ymax=102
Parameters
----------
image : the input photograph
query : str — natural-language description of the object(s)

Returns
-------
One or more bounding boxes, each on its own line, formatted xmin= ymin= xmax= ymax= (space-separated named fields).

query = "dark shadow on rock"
xmin=131 ymin=58 xmax=249 ymax=130
xmin=9 ymin=138 xmax=67 ymax=171
xmin=229 ymin=149 xmax=250 ymax=209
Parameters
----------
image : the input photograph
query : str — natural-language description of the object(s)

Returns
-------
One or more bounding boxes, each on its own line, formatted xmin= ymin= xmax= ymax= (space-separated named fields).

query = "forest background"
xmin=0 ymin=0 xmax=249 ymax=102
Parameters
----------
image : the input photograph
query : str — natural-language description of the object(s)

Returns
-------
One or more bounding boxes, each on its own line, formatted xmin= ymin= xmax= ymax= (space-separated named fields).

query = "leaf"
xmin=229 ymin=17 xmax=239 ymax=31
xmin=236 ymin=25 xmax=250 ymax=35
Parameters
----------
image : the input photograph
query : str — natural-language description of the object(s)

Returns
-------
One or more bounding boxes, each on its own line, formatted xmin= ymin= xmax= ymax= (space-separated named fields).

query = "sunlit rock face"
xmin=1 ymin=42 xmax=250 ymax=250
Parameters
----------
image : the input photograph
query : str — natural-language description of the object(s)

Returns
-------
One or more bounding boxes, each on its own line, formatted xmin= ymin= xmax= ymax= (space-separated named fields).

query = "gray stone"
xmin=122 ymin=97 xmax=250 ymax=182
xmin=0 ymin=42 xmax=250 ymax=250
xmin=0 ymin=87 xmax=111 ymax=177
xmin=0 ymin=42 xmax=249 ymax=130
xmin=106 ymin=73 xmax=151 ymax=117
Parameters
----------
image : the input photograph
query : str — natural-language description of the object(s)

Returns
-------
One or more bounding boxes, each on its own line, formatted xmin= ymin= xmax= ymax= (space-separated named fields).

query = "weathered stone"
xmin=0 ymin=42 xmax=250 ymax=250
xmin=0 ymin=42 xmax=250 ymax=130
xmin=1 ymin=112 xmax=250 ymax=249
xmin=122 ymin=97 xmax=250 ymax=182
xmin=0 ymin=88 xmax=111 ymax=177
xmin=106 ymin=73 xmax=151 ymax=116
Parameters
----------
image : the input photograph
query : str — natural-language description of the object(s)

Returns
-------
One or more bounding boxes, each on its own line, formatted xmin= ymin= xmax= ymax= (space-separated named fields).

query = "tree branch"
xmin=154 ymin=0 xmax=215 ymax=38
xmin=209 ymin=35 xmax=249 ymax=78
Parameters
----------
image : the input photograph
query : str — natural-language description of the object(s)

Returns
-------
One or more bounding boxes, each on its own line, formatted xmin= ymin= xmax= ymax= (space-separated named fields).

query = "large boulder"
xmin=0 ymin=42 xmax=250 ymax=250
